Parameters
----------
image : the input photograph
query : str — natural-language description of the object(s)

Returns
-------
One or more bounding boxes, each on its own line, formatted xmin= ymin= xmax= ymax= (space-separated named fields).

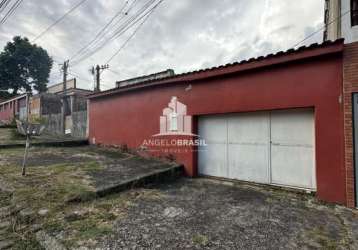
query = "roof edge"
xmin=0 ymin=93 xmax=28 ymax=105
xmin=89 ymin=39 xmax=344 ymax=100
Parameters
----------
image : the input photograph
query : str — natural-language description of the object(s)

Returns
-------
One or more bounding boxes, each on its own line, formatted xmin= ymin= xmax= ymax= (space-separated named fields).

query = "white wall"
xmin=342 ymin=0 xmax=358 ymax=43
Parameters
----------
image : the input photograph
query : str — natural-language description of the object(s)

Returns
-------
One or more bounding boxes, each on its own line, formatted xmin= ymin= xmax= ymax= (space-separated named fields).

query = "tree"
xmin=0 ymin=36 xmax=53 ymax=98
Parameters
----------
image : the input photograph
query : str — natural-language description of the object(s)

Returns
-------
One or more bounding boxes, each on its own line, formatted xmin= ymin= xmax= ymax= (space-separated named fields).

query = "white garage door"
xmin=198 ymin=109 xmax=316 ymax=190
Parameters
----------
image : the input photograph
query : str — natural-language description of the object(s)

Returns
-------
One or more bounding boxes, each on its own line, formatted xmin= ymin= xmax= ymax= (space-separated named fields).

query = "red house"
xmin=0 ymin=94 xmax=28 ymax=124
xmin=87 ymin=39 xmax=356 ymax=207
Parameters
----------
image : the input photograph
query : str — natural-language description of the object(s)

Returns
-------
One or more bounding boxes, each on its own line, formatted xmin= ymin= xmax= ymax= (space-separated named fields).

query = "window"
xmin=352 ymin=0 xmax=358 ymax=26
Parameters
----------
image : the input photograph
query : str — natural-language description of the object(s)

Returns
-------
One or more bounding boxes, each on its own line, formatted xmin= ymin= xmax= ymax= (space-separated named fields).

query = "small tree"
xmin=0 ymin=36 xmax=53 ymax=98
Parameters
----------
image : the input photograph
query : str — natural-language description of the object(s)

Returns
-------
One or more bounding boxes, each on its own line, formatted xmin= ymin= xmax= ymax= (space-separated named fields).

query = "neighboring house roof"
xmin=47 ymin=78 xmax=77 ymax=94
xmin=55 ymin=88 xmax=94 ymax=96
xmin=88 ymin=39 xmax=344 ymax=100
xmin=116 ymin=69 xmax=175 ymax=88
xmin=0 ymin=93 xmax=28 ymax=105
xmin=47 ymin=78 xmax=93 ymax=96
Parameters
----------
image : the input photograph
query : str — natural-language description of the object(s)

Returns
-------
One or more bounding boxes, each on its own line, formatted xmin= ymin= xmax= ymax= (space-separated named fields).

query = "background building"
xmin=30 ymin=78 xmax=92 ymax=137
xmin=116 ymin=69 xmax=175 ymax=88
xmin=0 ymin=94 xmax=28 ymax=124
xmin=0 ymin=78 xmax=92 ymax=138
xmin=324 ymin=0 xmax=358 ymax=43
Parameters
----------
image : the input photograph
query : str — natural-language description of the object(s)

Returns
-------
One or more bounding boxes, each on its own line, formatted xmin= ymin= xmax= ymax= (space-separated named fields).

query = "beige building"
xmin=324 ymin=0 xmax=358 ymax=43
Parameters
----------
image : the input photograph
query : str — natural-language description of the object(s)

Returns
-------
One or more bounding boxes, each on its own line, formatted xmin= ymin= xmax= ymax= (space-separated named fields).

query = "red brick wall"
xmin=343 ymin=41 xmax=358 ymax=208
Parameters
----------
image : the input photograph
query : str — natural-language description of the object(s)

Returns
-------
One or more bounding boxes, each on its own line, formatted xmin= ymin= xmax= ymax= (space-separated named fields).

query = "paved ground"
xmin=99 ymin=178 xmax=358 ymax=250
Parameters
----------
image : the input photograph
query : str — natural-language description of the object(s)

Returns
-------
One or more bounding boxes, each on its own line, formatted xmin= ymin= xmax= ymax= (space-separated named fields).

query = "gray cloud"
xmin=0 ymin=0 xmax=324 ymax=90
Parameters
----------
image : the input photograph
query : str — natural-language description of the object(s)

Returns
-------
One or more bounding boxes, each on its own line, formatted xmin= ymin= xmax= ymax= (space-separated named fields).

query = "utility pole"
xmin=92 ymin=64 xmax=109 ymax=92
xmin=95 ymin=65 xmax=100 ymax=92
xmin=61 ymin=60 xmax=69 ymax=134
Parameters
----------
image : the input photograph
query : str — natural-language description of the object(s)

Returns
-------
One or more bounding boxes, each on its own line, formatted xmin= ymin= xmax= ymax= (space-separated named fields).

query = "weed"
xmin=192 ymin=234 xmax=209 ymax=246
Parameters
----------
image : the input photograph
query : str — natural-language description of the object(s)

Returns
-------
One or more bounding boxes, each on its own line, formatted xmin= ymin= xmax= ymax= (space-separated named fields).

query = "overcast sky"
xmin=0 ymin=0 xmax=324 ymax=90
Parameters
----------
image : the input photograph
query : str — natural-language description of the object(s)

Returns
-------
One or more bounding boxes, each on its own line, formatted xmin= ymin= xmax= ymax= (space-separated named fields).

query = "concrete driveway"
xmin=99 ymin=178 xmax=358 ymax=250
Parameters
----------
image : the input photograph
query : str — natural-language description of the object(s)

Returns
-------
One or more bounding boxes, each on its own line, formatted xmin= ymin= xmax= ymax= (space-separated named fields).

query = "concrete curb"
xmin=0 ymin=139 xmax=88 ymax=149
xmin=67 ymin=164 xmax=184 ymax=203
xmin=96 ymin=164 xmax=184 ymax=197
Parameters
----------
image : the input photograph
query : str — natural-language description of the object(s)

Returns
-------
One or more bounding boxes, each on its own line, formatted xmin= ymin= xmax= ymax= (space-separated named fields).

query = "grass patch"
xmin=304 ymin=226 xmax=338 ymax=250
xmin=70 ymin=218 xmax=112 ymax=238
xmin=0 ymin=146 xmax=166 ymax=248
xmin=0 ymin=159 xmax=100 ymax=247
xmin=91 ymin=147 xmax=128 ymax=159
xmin=192 ymin=234 xmax=209 ymax=246
xmin=11 ymin=235 xmax=44 ymax=250
xmin=10 ymin=128 xmax=25 ymax=141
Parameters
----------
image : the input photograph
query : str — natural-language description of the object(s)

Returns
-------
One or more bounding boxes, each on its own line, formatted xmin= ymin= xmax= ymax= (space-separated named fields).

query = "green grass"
xmin=12 ymin=235 xmax=44 ymax=250
xmin=0 ymin=146 xmax=165 ymax=248
xmin=305 ymin=226 xmax=338 ymax=250
xmin=192 ymin=234 xmax=209 ymax=246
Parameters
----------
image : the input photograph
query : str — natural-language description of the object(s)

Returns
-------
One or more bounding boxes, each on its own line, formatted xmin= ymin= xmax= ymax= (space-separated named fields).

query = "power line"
xmin=0 ymin=0 xmax=17 ymax=23
xmin=0 ymin=0 xmax=23 ymax=25
xmin=71 ymin=0 xmax=154 ymax=64
xmin=53 ymin=58 xmax=94 ymax=85
xmin=68 ymin=72 xmax=92 ymax=83
xmin=0 ymin=0 xmax=11 ymax=15
xmin=0 ymin=0 xmax=8 ymax=9
xmin=70 ymin=0 xmax=148 ymax=63
xmin=105 ymin=4 xmax=159 ymax=64
xmin=107 ymin=68 xmax=121 ymax=76
xmin=292 ymin=9 xmax=351 ymax=48
xmin=68 ymin=67 xmax=113 ymax=88
xmin=69 ymin=0 xmax=130 ymax=61
xmin=32 ymin=0 xmax=89 ymax=42
xmin=71 ymin=0 xmax=159 ymax=66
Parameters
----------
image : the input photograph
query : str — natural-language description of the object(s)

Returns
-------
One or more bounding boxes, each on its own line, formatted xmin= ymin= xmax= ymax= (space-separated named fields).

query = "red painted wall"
xmin=0 ymin=101 xmax=15 ymax=122
xmin=89 ymin=53 xmax=345 ymax=205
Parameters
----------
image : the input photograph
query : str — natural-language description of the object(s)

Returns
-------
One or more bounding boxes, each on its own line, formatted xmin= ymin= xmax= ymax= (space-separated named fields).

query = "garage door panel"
xmin=198 ymin=108 xmax=315 ymax=191
xmin=228 ymin=113 xmax=269 ymax=143
xmin=271 ymin=109 xmax=314 ymax=145
xmin=270 ymin=109 xmax=315 ymax=190
xmin=198 ymin=116 xmax=227 ymax=143
xmin=199 ymin=143 xmax=227 ymax=178
xmin=271 ymin=145 xmax=315 ymax=189
xmin=228 ymin=144 xmax=269 ymax=183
